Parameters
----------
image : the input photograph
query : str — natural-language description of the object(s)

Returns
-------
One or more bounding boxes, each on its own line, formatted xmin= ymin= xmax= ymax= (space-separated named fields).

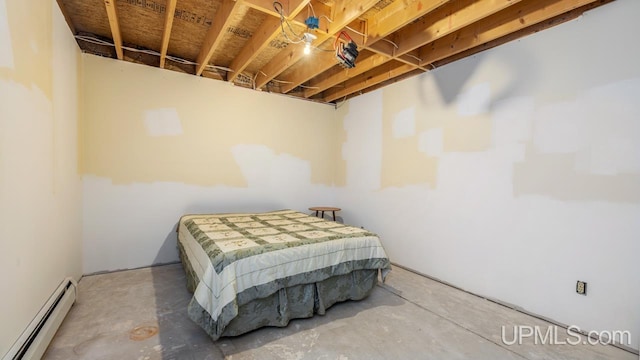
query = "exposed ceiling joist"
xmin=159 ymin=0 xmax=177 ymax=68
xmin=195 ymin=0 xmax=243 ymax=76
xmin=253 ymin=0 xmax=381 ymax=89
xmin=308 ymin=0 xmax=520 ymax=98
xmin=324 ymin=0 xmax=604 ymax=102
xmin=228 ymin=0 xmax=312 ymax=82
xmin=58 ymin=0 xmax=615 ymax=104
xmin=364 ymin=0 xmax=451 ymax=46
xmin=103 ymin=0 xmax=123 ymax=60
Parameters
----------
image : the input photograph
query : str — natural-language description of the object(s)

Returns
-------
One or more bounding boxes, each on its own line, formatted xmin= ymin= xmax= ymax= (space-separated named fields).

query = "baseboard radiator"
xmin=2 ymin=277 xmax=77 ymax=360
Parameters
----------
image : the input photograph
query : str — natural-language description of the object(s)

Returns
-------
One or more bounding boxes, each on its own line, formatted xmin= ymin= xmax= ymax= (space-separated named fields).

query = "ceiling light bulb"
xmin=302 ymin=32 xmax=316 ymax=55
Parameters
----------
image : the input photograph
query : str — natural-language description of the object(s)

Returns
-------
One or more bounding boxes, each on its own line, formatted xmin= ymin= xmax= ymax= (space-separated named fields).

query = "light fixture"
xmin=302 ymin=32 xmax=316 ymax=55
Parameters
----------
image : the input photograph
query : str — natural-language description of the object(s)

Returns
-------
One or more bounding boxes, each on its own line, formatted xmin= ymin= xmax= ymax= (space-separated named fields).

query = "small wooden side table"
xmin=309 ymin=206 xmax=341 ymax=221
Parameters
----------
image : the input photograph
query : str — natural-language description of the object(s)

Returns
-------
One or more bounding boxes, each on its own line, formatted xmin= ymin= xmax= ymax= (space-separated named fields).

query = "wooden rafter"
xmin=324 ymin=0 xmax=602 ymax=102
xmin=103 ymin=0 xmax=123 ymax=60
xmin=60 ymin=0 xmax=616 ymax=105
xmin=380 ymin=0 xmax=524 ymax=57
xmin=364 ymin=0 xmax=451 ymax=46
xmin=253 ymin=0 xmax=380 ymax=89
xmin=303 ymin=52 xmax=387 ymax=97
xmin=307 ymin=0 xmax=521 ymax=98
xmin=243 ymin=0 xmax=331 ymax=26
xmin=227 ymin=17 xmax=281 ymax=82
xmin=196 ymin=0 xmax=243 ymax=76
xmin=352 ymin=0 xmax=614 ymax=100
xmin=326 ymin=61 xmax=414 ymax=102
xmin=417 ymin=0 xmax=601 ymax=66
xmin=228 ymin=0 xmax=312 ymax=82
xmin=279 ymin=0 xmax=453 ymax=94
xmin=159 ymin=0 xmax=177 ymax=68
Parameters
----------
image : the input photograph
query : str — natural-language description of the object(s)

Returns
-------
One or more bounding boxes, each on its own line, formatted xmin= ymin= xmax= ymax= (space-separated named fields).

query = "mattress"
xmin=177 ymin=209 xmax=391 ymax=340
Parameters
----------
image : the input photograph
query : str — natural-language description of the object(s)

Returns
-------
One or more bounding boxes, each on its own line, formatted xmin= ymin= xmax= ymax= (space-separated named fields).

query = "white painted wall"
xmin=0 ymin=0 xmax=82 ymax=355
xmin=336 ymin=0 xmax=640 ymax=351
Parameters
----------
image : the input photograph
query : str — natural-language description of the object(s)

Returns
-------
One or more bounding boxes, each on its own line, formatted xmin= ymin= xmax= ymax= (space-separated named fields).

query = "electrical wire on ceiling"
xmin=405 ymin=54 xmax=422 ymax=63
xmin=298 ymin=84 xmax=319 ymax=89
xmin=74 ymin=35 xmax=233 ymax=74
xmin=380 ymin=38 xmax=399 ymax=48
xmin=273 ymin=1 xmax=305 ymax=44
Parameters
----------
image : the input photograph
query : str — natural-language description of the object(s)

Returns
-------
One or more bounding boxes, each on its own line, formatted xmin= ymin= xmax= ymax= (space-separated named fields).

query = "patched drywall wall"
xmin=0 ymin=0 xmax=82 ymax=355
xmin=82 ymin=55 xmax=336 ymax=187
xmin=336 ymin=0 xmax=639 ymax=351
xmin=81 ymin=55 xmax=338 ymax=273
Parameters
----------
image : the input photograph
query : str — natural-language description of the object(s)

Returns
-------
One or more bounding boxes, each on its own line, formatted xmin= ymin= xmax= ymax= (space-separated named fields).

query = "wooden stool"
xmin=309 ymin=207 xmax=341 ymax=221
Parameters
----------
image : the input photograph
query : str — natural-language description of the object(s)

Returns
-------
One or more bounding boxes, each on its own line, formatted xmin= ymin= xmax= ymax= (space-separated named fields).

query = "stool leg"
xmin=315 ymin=210 xmax=319 ymax=217
xmin=321 ymin=211 xmax=325 ymax=219
xmin=332 ymin=211 xmax=336 ymax=221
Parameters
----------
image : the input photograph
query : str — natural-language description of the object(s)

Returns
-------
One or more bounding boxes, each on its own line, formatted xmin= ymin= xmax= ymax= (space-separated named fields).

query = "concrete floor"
xmin=43 ymin=264 xmax=635 ymax=360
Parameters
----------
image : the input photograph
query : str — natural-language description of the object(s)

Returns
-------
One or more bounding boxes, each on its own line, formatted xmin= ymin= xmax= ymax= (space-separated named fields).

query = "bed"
xmin=177 ymin=209 xmax=391 ymax=340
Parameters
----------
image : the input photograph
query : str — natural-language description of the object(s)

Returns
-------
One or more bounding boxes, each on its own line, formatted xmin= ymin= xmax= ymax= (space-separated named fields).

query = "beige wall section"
xmin=0 ymin=0 xmax=53 ymax=99
xmin=349 ymin=70 xmax=495 ymax=189
xmin=81 ymin=55 xmax=336 ymax=187
xmin=0 ymin=0 xmax=82 ymax=356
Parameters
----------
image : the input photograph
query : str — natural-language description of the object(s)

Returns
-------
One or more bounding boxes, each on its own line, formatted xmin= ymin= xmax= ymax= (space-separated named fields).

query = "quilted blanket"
xmin=177 ymin=209 xmax=391 ymax=339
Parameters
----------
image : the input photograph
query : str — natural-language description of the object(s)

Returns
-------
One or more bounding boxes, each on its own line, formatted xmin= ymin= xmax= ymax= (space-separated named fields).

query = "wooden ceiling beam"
xmin=324 ymin=0 xmax=601 ymax=102
xmin=254 ymin=0 xmax=380 ymax=89
xmin=304 ymin=0 xmax=511 ymax=98
xmin=227 ymin=17 xmax=281 ymax=82
xmin=196 ymin=0 xmax=243 ymax=76
xmin=427 ymin=0 xmax=613 ymax=69
xmin=304 ymin=52 xmax=388 ymax=97
xmin=159 ymin=0 xmax=177 ymax=69
xmin=103 ymin=0 xmax=123 ymax=60
xmin=325 ymin=61 xmax=415 ymax=102
xmin=278 ymin=0 xmax=452 ymax=94
xmin=364 ymin=0 xmax=451 ymax=46
xmin=392 ymin=0 xmax=525 ymax=58
xmin=242 ymin=0 xmax=332 ymax=31
xmin=228 ymin=0 xmax=312 ymax=83
xmin=417 ymin=0 xmax=601 ymax=66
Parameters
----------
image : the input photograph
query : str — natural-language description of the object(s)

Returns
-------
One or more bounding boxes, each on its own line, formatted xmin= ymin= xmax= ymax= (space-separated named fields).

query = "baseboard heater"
xmin=2 ymin=277 xmax=77 ymax=360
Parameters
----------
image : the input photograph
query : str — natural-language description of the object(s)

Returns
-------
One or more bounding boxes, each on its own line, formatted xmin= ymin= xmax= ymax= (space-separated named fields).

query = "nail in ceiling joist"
xmin=159 ymin=0 xmax=177 ymax=68
xmin=196 ymin=0 xmax=243 ymax=76
xmin=228 ymin=0 xmax=312 ymax=83
xmin=103 ymin=0 xmax=123 ymax=60
xmin=324 ymin=0 xmax=602 ymax=102
xmin=253 ymin=0 xmax=380 ymax=90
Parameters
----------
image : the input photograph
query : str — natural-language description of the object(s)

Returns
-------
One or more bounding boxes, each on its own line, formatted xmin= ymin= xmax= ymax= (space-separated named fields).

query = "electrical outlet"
xmin=576 ymin=281 xmax=587 ymax=295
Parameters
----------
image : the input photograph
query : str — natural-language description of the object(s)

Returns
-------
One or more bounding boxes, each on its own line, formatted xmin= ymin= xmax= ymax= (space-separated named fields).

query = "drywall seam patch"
xmin=392 ymin=107 xmax=415 ymax=138
xmin=143 ymin=108 xmax=183 ymax=136
xmin=418 ymin=128 xmax=443 ymax=157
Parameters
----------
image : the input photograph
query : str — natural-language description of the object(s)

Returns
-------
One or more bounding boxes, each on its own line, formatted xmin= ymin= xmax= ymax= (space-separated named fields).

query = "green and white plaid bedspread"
xmin=178 ymin=209 xmax=391 ymax=338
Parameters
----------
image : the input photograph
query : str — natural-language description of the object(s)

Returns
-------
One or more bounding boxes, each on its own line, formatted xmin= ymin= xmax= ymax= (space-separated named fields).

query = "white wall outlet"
xmin=576 ymin=281 xmax=587 ymax=295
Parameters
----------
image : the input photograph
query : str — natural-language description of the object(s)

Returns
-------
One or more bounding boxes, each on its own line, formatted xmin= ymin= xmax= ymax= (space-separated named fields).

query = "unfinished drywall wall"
xmin=336 ymin=0 xmax=639 ymax=351
xmin=81 ymin=55 xmax=338 ymax=273
xmin=0 ymin=0 xmax=82 ymax=355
